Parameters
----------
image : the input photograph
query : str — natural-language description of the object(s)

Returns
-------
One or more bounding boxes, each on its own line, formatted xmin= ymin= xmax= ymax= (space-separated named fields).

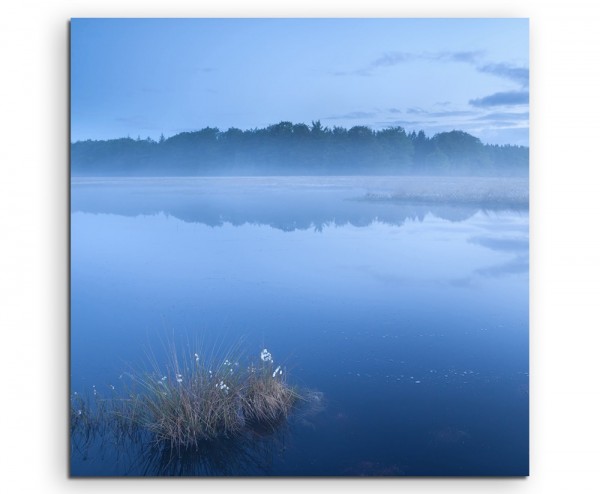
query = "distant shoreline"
xmin=71 ymin=175 xmax=529 ymax=209
xmin=71 ymin=125 xmax=528 ymax=177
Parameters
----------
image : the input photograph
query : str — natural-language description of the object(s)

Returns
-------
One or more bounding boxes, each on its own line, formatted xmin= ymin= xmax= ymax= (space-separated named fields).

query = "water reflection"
xmin=70 ymin=176 xmax=529 ymax=475
xmin=469 ymin=234 xmax=529 ymax=278
xmin=72 ymin=427 xmax=287 ymax=476
xmin=71 ymin=177 xmax=528 ymax=231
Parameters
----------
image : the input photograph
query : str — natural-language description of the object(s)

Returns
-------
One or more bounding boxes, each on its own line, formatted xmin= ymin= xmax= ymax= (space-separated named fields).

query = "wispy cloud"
xmin=406 ymin=107 xmax=427 ymax=115
xmin=469 ymin=91 xmax=529 ymax=107
xmin=370 ymin=51 xmax=414 ymax=68
xmin=428 ymin=110 xmax=478 ymax=118
xmin=324 ymin=111 xmax=378 ymax=120
xmin=335 ymin=52 xmax=529 ymax=97
xmin=335 ymin=50 xmax=485 ymax=76
xmin=378 ymin=119 xmax=428 ymax=126
xmin=477 ymin=63 xmax=529 ymax=88
xmin=474 ymin=111 xmax=529 ymax=121
xmin=372 ymin=50 xmax=483 ymax=68
xmin=436 ymin=51 xmax=484 ymax=63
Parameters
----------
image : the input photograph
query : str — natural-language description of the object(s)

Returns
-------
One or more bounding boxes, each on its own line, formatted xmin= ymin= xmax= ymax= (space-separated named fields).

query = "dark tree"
xmin=71 ymin=122 xmax=528 ymax=177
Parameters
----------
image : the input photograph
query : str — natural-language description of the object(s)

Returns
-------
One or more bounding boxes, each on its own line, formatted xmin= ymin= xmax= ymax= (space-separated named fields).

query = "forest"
xmin=71 ymin=121 xmax=528 ymax=176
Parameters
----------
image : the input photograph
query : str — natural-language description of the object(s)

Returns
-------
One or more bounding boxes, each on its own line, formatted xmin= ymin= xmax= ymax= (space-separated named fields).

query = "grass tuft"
xmin=71 ymin=344 xmax=302 ymax=452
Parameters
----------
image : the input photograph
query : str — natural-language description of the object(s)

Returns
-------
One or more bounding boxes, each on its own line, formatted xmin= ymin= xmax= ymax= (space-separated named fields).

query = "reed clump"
xmin=71 ymin=346 xmax=301 ymax=451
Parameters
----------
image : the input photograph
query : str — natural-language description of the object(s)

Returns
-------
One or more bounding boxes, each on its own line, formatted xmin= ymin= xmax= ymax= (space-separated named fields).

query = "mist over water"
xmin=70 ymin=176 xmax=528 ymax=476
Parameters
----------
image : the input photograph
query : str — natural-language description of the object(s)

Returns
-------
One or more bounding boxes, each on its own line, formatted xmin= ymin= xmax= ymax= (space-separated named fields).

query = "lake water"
xmin=70 ymin=176 xmax=529 ymax=476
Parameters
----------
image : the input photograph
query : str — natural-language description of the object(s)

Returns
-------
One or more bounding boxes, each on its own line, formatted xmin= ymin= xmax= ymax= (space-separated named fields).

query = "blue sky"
xmin=71 ymin=18 xmax=529 ymax=145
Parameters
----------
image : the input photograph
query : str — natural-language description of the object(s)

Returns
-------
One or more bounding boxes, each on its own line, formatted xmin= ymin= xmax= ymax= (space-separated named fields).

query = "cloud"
xmin=324 ymin=111 xmax=377 ymax=120
xmin=388 ymin=108 xmax=402 ymax=114
xmin=336 ymin=50 xmax=485 ymax=76
xmin=396 ymin=108 xmax=477 ymax=119
xmin=469 ymin=91 xmax=529 ymax=107
xmin=474 ymin=111 xmax=529 ymax=121
xmin=428 ymin=110 xmax=478 ymax=118
xmin=378 ymin=119 xmax=428 ymax=126
xmin=435 ymin=50 xmax=484 ymax=63
xmin=371 ymin=50 xmax=483 ymax=68
xmin=371 ymin=51 xmax=414 ymax=68
xmin=406 ymin=107 xmax=427 ymax=114
xmin=477 ymin=63 xmax=529 ymax=87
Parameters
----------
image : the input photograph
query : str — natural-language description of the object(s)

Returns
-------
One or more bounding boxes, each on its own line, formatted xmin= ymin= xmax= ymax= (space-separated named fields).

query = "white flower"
xmin=272 ymin=365 xmax=281 ymax=378
xmin=77 ymin=410 xmax=82 ymax=416
xmin=176 ymin=373 xmax=183 ymax=383
xmin=194 ymin=353 xmax=199 ymax=362
xmin=260 ymin=349 xmax=273 ymax=363
xmin=161 ymin=376 xmax=167 ymax=381
xmin=109 ymin=384 xmax=115 ymax=390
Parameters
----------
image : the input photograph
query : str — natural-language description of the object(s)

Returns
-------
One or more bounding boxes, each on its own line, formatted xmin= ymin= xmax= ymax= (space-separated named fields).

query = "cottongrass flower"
xmin=176 ymin=373 xmax=183 ymax=383
xmin=272 ymin=365 xmax=282 ymax=378
xmin=216 ymin=380 xmax=230 ymax=393
xmin=194 ymin=353 xmax=199 ymax=362
xmin=260 ymin=349 xmax=273 ymax=363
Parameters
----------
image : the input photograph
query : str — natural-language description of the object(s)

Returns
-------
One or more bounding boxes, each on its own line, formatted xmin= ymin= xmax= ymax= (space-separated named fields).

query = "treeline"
xmin=71 ymin=121 xmax=528 ymax=176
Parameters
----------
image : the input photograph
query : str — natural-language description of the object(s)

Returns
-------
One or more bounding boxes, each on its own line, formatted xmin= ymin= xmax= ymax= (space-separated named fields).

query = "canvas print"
xmin=70 ymin=18 xmax=529 ymax=476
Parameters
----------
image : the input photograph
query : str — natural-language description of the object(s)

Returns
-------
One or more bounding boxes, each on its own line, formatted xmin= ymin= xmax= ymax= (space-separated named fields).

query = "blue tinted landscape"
xmin=70 ymin=18 xmax=528 ymax=476
xmin=70 ymin=176 xmax=528 ymax=475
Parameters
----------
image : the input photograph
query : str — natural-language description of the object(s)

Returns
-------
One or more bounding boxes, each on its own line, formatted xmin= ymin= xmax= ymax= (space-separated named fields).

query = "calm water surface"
xmin=70 ymin=177 xmax=528 ymax=476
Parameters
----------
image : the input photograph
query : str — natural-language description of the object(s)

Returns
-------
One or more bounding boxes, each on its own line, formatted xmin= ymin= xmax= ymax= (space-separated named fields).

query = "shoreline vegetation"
xmin=70 ymin=346 xmax=305 ymax=456
xmin=359 ymin=176 xmax=529 ymax=208
xmin=71 ymin=122 xmax=528 ymax=177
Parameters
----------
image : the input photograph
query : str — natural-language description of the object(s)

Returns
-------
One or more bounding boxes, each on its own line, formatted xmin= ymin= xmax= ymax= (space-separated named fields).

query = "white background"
xmin=1 ymin=0 xmax=599 ymax=492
